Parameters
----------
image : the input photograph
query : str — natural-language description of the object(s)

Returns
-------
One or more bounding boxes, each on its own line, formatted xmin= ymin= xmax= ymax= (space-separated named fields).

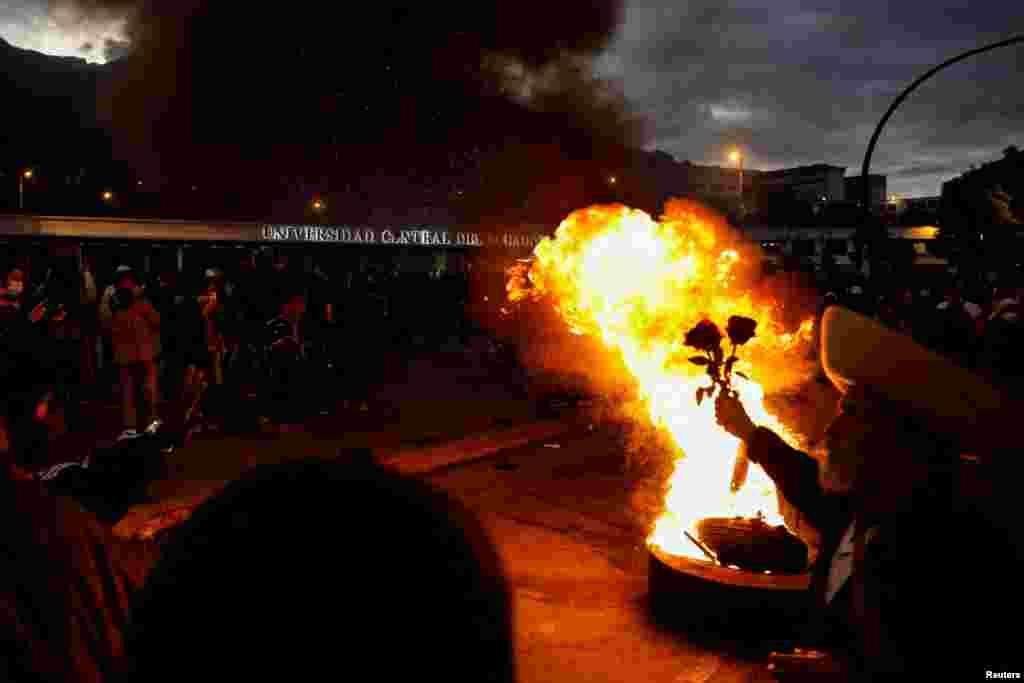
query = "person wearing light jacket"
xmin=99 ymin=266 xmax=161 ymax=440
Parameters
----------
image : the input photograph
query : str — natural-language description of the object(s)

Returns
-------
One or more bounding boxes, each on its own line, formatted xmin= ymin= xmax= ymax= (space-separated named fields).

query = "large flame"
xmin=507 ymin=201 xmax=814 ymax=560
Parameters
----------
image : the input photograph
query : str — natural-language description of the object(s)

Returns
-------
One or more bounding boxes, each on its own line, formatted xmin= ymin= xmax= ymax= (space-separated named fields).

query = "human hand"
xmin=714 ymin=392 xmax=756 ymax=442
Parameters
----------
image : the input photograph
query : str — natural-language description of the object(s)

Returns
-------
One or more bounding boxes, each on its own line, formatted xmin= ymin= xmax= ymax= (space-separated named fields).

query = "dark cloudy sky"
xmin=2 ymin=0 xmax=1022 ymax=200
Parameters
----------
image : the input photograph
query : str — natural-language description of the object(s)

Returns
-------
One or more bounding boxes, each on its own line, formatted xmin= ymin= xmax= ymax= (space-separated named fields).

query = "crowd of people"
xmin=4 ymin=244 xmax=1022 ymax=680
xmin=808 ymin=271 xmax=1024 ymax=387
xmin=2 ymin=245 xmax=515 ymax=681
xmin=1 ymin=246 xmax=490 ymax=452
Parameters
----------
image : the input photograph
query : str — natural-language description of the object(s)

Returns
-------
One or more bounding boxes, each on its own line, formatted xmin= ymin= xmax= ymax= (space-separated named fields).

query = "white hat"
xmin=115 ymin=264 xmax=134 ymax=274
xmin=821 ymin=305 xmax=1016 ymax=457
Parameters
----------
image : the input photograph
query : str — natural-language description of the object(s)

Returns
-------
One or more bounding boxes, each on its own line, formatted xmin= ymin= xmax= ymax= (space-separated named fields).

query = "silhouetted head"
xmin=126 ymin=454 xmax=515 ymax=682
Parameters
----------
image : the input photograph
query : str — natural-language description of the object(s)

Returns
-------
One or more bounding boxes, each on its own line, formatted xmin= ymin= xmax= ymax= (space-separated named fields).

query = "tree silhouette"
xmin=987 ymin=186 xmax=1022 ymax=225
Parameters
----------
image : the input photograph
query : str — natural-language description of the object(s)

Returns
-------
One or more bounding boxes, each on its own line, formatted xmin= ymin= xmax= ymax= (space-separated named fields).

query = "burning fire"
xmin=507 ymin=201 xmax=813 ymax=561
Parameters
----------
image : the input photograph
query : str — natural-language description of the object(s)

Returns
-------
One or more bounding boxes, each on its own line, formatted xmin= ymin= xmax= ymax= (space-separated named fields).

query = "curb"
xmin=377 ymin=418 xmax=576 ymax=476
xmin=113 ymin=416 xmax=578 ymax=539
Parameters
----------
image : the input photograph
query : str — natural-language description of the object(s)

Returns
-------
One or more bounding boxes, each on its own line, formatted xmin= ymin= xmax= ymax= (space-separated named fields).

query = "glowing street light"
xmin=101 ymin=190 xmax=114 ymax=202
xmin=18 ymin=168 xmax=34 ymax=210
xmin=728 ymin=148 xmax=744 ymax=215
xmin=312 ymin=198 xmax=325 ymax=212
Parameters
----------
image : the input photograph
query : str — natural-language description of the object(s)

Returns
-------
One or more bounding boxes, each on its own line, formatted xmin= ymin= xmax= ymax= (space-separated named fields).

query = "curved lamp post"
xmin=18 ymin=168 xmax=34 ymax=210
xmin=857 ymin=34 xmax=1024 ymax=278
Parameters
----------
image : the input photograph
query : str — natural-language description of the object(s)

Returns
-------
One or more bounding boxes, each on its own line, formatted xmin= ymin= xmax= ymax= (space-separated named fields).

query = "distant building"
xmin=686 ymin=163 xmax=761 ymax=201
xmin=622 ymin=151 xmax=890 ymax=221
xmin=903 ymin=196 xmax=941 ymax=212
xmin=844 ymin=174 xmax=887 ymax=210
xmin=759 ymin=164 xmax=846 ymax=204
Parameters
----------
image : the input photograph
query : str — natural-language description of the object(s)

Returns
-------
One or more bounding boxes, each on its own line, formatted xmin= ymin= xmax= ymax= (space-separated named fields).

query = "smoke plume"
xmin=48 ymin=1 xmax=647 ymax=220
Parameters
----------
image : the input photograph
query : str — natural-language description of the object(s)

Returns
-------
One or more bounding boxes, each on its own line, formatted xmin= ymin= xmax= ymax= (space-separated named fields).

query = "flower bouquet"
xmin=685 ymin=315 xmax=757 ymax=492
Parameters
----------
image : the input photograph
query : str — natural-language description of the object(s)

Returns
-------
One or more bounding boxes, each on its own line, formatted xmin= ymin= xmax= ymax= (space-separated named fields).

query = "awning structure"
xmin=0 ymin=214 xmax=255 ymax=242
xmin=0 ymin=214 xmax=549 ymax=251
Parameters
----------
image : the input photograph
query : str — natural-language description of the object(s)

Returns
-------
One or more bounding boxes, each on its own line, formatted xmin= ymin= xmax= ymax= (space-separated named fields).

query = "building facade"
xmin=844 ymin=174 xmax=887 ymax=210
xmin=757 ymin=164 xmax=846 ymax=204
xmin=632 ymin=155 xmax=857 ymax=215
xmin=903 ymin=196 xmax=941 ymax=212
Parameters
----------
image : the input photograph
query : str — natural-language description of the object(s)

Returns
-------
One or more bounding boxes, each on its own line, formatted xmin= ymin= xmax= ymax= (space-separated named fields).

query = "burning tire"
xmin=647 ymin=544 xmax=811 ymax=645
xmin=695 ymin=516 xmax=808 ymax=574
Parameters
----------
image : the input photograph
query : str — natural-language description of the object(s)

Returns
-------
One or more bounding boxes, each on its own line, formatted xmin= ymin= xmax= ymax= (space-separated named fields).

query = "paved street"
xmin=425 ymin=427 xmax=772 ymax=683
xmin=97 ymin=353 xmax=1014 ymax=682
xmin=100 ymin=358 xmax=848 ymax=683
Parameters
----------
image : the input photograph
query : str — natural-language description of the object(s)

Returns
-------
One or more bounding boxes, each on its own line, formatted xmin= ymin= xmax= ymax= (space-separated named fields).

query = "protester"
xmin=0 ymin=267 xmax=31 ymax=349
xmin=982 ymin=281 xmax=1024 ymax=383
xmin=99 ymin=266 xmax=162 ymax=440
xmin=260 ymin=285 xmax=311 ymax=426
xmin=714 ymin=305 xmax=1018 ymax=677
xmin=32 ymin=253 xmax=97 ymax=434
xmin=162 ymin=283 xmax=212 ymax=445
xmin=123 ymin=455 xmax=515 ymax=682
xmin=892 ymin=286 xmax=917 ymax=335
xmin=148 ymin=269 xmax=187 ymax=403
xmin=1 ymin=340 xmax=161 ymax=683
xmin=874 ymin=286 xmax=914 ymax=334
xmin=930 ymin=283 xmax=982 ymax=365
xmin=225 ymin=251 xmax=266 ymax=396
xmin=198 ymin=268 xmax=230 ymax=391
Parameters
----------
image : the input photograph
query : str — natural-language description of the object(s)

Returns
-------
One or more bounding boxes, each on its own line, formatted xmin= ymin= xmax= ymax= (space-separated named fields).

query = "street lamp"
xmin=729 ymin=149 xmax=744 ymax=216
xmin=102 ymin=190 xmax=114 ymax=203
xmin=18 ymin=169 xmax=33 ymax=210
xmin=311 ymin=198 xmax=326 ymax=222
xmin=858 ymin=34 xmax=1024 ymax=282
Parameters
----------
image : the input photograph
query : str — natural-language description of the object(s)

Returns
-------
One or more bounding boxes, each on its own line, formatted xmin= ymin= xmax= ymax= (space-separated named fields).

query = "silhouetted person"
xmin=99 ymin=266 xmax=162 ymax=439
xmin=123 ymin=454 xmax=516 ymax=682
xmin=1 ymin=340 xmax=160 ymax=682
xmin=932 ymin=283 xmax=982 ymax=365
xmin=716 ymin=307 xmax=1019 ymax=678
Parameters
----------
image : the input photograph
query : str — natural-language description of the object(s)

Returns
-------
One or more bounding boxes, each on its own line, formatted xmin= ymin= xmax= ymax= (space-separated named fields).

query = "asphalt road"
xmin=108 ymin=368 xmax=844 ymax=683
xmin=117 ymin=412 xmax=781 ymax=683
xmin=424 ymin=425 xmax=775 ymax=683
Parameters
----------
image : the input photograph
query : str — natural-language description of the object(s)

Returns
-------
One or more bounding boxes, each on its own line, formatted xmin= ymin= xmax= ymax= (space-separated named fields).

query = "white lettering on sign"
xmin=258 ymin=224 xmax=544 ymax=249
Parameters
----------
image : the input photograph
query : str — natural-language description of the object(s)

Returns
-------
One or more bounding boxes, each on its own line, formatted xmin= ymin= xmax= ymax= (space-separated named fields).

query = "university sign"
xmin=258 ymin=224 xmax=547 ymax=250
xmin=0 ymin=215 xmax=549 ymax=248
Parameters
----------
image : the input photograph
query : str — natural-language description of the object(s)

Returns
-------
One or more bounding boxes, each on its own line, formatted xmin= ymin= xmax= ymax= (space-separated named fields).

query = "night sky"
xmin=2 ymin=0 xmax=1022 ymax=201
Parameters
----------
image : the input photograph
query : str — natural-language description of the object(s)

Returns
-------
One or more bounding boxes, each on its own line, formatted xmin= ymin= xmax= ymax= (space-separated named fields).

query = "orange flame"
xmin=507 ymin=201 xmax=814 ymax=560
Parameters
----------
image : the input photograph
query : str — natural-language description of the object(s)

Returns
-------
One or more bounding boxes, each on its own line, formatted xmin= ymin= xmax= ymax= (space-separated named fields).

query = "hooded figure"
xmin=715 ymin=305 xmax=1020 ymax=677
